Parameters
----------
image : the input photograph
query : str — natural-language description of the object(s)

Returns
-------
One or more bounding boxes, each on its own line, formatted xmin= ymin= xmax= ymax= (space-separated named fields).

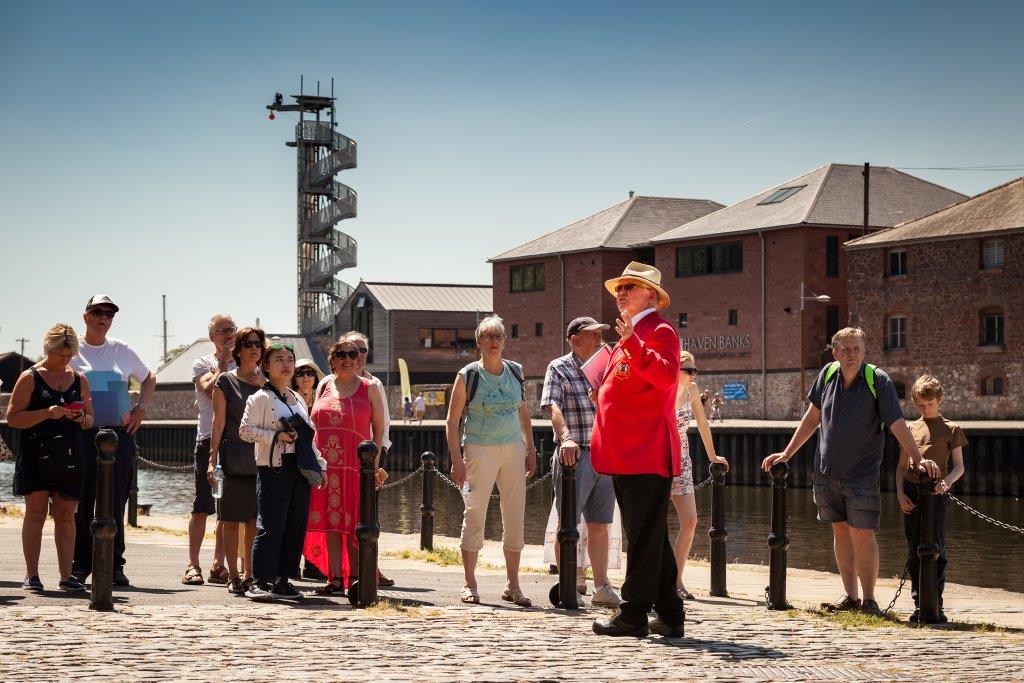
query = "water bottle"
xmin=461 ymin=481 xmax=472 ymax=496
xmin=212 ymin=464 xmax=225 ymax=499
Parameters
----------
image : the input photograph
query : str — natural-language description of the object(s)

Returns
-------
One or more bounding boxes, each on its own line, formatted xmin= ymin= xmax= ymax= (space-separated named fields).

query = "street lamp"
xmin=799 ymin=282 xmax=832 ymax=403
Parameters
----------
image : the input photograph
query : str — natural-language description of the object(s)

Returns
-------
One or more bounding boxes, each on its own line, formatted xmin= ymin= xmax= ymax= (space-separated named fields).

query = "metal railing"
xmin=304 ymin=232 xmax=357 ymax=284
xmin=301 ymin=298 xmax=345 ymax=335
xmin=305 ymin=184 xmax=358 ymax=236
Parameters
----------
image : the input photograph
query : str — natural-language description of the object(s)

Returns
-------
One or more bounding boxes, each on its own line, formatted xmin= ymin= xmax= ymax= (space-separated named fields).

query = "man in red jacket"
xmin=591 ymin=262 xmax=685 ymax=638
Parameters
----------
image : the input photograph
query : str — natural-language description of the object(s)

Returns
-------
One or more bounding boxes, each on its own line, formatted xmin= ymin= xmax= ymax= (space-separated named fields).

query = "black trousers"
xmin=73 ymin=428 xmax=136 ymax=575
xmin=252 ymin=457 xmax=311 ymax=582
xmin=902 ymin=480 xmax=949 ymax=607
xmin=612 ymin=473 xmax=685 ymax=626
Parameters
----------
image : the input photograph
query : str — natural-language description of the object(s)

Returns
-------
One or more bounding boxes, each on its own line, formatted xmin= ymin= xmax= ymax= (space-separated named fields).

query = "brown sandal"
xmin=207 ymin=565 xmax=229 ymax=585
xmin=460 ymin=586 xmax=480 ymax=604
xmin=501 ymin=586 xmax=532 ymax=607
xmin=315 ymin=578 xmax=345 ymax=596
xmin=181 ymin=565 xmax=204 ymax=586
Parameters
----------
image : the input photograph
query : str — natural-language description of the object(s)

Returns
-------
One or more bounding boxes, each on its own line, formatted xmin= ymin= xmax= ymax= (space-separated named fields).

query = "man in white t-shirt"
xmin=413 ymin=393 xmax=426 ymax=424
xmin=181 ymin=314 xmax=235 ymax=586
xmin=69 ymin=294 xmax=156 ymax=587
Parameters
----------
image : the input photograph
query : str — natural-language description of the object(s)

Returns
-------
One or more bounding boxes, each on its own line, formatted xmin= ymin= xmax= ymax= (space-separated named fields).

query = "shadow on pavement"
xmin=653 ymin=636 xmax=787 ymax=660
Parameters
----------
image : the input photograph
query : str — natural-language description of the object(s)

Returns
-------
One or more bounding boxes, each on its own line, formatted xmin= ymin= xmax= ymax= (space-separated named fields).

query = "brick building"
xmin=493 ymin=164 xmax=966 ymax=418
xmin=490 ymin=195 xmax=723 ymax=376
xmin=334 ymin=281 xmax=492 ymax=386
xmin=846 ymin=176 xmax=1024 ymax=419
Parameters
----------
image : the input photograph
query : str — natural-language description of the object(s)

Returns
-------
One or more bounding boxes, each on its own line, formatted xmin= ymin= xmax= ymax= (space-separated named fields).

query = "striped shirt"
xmin=541 ymin=352 xmax=595 ymax=446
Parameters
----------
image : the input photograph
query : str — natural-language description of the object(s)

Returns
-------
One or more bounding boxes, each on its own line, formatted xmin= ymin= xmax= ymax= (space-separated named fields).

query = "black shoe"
xmin=593 ymin=613 xmax=648 ymax=638
xmin=860 ymin=599 xmax=882 ymax=616
xmin=909 ymin=608 xmax=948 ymax=624
xmin=302 ymin=562 xmax=327 ymax=581
xmin=113 ymin=571 xmax=131 ymax=587
xmin=821 ymin=595 xmax=861 ymax=612
xmin=22 ymin=576 xmax=44 ymax=592
xmin=71 ymin=570 xmax=89 ymax=585
xmin=272 ymin=579 xmax=303 ymax=600
xmin=59 ymin=577 xmax=88 ymax=593
xmin=648 ymin=616 xmax=685 ymax=638
xmin=227 ymin=577 xmax=246 ymax=596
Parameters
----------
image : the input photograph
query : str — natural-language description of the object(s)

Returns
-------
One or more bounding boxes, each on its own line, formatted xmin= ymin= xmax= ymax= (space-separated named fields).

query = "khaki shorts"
xmin=459 ymin=442 xmax=527 ymax=553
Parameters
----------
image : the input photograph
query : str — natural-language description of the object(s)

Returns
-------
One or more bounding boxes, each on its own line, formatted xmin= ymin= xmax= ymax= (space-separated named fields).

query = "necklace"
xmin=334 ymin=374 xmax=360 ymax=395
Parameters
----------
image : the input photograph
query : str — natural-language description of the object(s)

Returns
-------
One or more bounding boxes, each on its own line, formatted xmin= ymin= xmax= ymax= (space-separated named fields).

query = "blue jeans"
xmin=252 ymin=456 xmax=311 ymax=582
xmin=73 ymin=428 xmax=136 ymax=575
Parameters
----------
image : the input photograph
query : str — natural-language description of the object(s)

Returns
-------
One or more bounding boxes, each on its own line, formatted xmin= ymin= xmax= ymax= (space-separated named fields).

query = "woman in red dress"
xmin=304 ymin=336 xmax=385 ymax=594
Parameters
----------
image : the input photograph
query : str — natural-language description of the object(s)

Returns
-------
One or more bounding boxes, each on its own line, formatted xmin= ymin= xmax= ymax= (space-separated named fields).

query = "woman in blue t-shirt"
xmin=445 ymin=315 xmax=537 ymax=606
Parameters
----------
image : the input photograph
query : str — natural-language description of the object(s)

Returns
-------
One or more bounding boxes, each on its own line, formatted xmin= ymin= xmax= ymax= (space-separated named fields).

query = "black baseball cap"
xmin=85 ymin=294 xmax=119 ymax=312
xmin=566 ymin=316 xmax=609 ymax=339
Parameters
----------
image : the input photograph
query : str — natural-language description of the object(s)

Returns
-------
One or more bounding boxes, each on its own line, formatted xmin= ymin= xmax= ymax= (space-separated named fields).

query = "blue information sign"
xmin=723 ymin=382 xmax=748 ymax=401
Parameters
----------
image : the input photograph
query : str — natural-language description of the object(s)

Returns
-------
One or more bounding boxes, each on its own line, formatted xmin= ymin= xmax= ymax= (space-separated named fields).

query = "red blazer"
xmin=590 ymin=311 xmax=681 ymax=477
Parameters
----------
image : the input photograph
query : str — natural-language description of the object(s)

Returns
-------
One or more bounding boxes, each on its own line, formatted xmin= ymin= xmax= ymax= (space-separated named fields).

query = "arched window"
xmin=979 ymin=307 xmax=1004 ymax=347
xmin=352 ymin=294 xmax=373 ymax=363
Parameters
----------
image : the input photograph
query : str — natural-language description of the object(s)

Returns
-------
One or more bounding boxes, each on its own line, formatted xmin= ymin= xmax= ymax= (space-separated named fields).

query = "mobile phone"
xmin=66 ymin=401 xmax=86 ymax=412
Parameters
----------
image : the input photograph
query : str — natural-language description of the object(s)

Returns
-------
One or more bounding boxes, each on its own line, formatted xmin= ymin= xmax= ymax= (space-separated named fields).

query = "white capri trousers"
xmin=458 ymin=441 xmax=527 ymax=553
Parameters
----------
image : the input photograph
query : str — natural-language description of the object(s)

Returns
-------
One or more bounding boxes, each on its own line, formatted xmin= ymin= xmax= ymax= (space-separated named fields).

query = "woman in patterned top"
xmin=672 ymin=350 xmax=729 ymax=599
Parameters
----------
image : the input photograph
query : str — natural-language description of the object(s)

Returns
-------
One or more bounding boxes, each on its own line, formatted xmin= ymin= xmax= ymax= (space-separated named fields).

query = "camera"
xmin=279 ymin=414 xmax=305 ymax=433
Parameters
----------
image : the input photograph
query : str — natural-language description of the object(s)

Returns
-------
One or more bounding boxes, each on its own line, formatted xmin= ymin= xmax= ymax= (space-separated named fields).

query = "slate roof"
xmin=651 ymin=164 xmax=967 ymax=243
xmin=491 ymin=196 xmax=724 ymax=261
xmin=846 ymin=176 xmax=1024 ymax=249
xmin=359 ymin=282 xmax=492 ymax=313
xmin=156 ymin=335 xmax=328 ymax=386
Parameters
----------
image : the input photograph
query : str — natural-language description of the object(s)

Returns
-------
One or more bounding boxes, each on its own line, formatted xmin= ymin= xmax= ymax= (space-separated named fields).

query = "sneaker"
xmin=227 ymin=576 xmax=246 ymax=596
xmin=22 ymin=576 xmax=44 ymax=592
xmin=58 ymin=577 xmax=88 ymax=593
xmin=909 ymin=608 xmax=948 ymax=624
xmin=591 ymin=583 xmax=623 ymax=607
xmin=272 ymin=579 xmax=303 ymax=601
xmin=821 ymin=595 xmax=862 ymax=612
xmin=860 ymin=599 xmax=883 ymax=616
xmin=112 ymin=571 xmax=131 ymax=587
xmin=246 ymin=580 xmax=277 ymax=602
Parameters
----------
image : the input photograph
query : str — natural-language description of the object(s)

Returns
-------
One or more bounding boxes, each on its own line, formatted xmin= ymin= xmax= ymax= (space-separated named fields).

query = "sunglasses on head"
xmin=332 ymin=349 xmax=360 ymax=360
xmin=269 ymin=342 xmax=294 ymax=351
xmin=613 ymin=283 xmax=641 ymax=293
xmin=680 ymin=367 xmax=698 ymax=376
xmin=294 ymin=369 xmax=317 ymax=378
xmin=215 ymin=326 xmax=237 ymax=335
xmin=87 ymin=308 xmax=116 ymax=319
xmin=239 ymin=340 xmax=263 ymax=349
xmin=355 ymin=347 xmax=368 ymax=354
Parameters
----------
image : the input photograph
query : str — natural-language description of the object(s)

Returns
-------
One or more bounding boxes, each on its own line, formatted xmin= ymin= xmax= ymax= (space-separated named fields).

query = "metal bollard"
xmin=419 ymin=451 xmax=436 ymax=551
xmin=90 ymin=429 xmax=119 ymax=611
xmin=549 ymin=461 xmax=579 ymax=609
xmin=127 ymin=444 xmax=139 ymax=528
xmin=708 ymin=461 xmax=729 ymax=597
xmin=917 ymin=476 xmax=942 ymax=623
xmin=766 ymin=461 xmax=791 ymax=610
xmin=348 ymin=440 xmax=380 ymax=608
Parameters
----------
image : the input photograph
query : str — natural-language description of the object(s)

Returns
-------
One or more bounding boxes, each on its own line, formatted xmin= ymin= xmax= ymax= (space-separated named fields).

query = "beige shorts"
xmin=459 ymin=442 xmax=527 ymax=553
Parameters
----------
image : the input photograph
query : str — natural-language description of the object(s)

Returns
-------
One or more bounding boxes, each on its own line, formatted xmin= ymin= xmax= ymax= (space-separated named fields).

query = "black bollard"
xmin=419 ymin=451 xmax=436 ymax=551
xmin=549 ymin=461 xmax=580 ymax=609
xmin=127 ymin=444 xmax=139 ymax=528
xmin=708 ymin=461 xmax=729 ymax=597
xmin=766 ymin=461 xmax=791 ymax=610
xmin=917 ymin=475 xmax=941 ymax=623
xmin=90 ymin=429 xmax=119 ymax=611
xmin=348 ymin=440 xmax=380 ymax=608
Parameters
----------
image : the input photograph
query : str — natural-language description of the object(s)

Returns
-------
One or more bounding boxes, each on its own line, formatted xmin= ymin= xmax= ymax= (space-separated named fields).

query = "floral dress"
xmin=672 ymin=390 xmax=695 ymax=496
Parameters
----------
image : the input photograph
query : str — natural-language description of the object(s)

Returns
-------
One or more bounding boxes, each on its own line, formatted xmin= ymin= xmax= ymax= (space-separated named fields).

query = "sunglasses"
xmin=480 ymin=333 xmax=506 ymax=342
xmin=680 ymin=367 xmax=698 ymax=376
xmin=239 ymin=340 xmax=264 ymax=349
xmin=87 ymin=308 xmax=116 ymax=319
xmin=215 ymin=326 xmax=237 ymax=335
xmin=355 ymin=347 xmax=369 ymax=354
xmin=332 ymin=349 xmax=360 ymax=360
xmin=613 ymin=283 xmax=642 ymax=293
xmin=269 ymin=342 xmax=294 ymax=351
xmin=294 ymin=369 xmax=317 ymax=378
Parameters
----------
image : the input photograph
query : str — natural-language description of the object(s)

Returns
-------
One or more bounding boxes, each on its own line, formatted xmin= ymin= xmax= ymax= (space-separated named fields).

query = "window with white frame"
xmin=980 ymin=308 xmax=1004 ymax=346
xmin=887 ymin=316 xmax=906 ymax=350
xmin=982 ymin=376 xmax=1005 ymax=396
xmin=982 ymin=238 xmax=1004 ymax=270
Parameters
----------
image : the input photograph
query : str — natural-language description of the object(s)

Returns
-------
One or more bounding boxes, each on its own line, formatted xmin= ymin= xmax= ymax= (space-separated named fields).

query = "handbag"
xmin=36 ymin=432 xmax=80 ymax=486
xmin=267 ymin=383 xmax=322 ymax=487
xmin=219 ymin=439 xmax=258 ymax=477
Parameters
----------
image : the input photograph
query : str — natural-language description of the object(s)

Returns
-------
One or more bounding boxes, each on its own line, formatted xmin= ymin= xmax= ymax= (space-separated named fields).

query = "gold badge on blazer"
xmin=614 ymin=362 xmax=631 ymax=379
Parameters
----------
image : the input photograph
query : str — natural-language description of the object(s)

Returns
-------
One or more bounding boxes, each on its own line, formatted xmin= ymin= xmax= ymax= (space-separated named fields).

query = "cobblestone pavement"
xmin=2 ymin=598 xmax=1022 ymax=681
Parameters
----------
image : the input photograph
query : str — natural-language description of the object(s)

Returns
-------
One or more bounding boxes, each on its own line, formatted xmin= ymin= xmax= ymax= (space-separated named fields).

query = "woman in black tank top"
xmin=6 ymin=324 xmax=93 ymax=593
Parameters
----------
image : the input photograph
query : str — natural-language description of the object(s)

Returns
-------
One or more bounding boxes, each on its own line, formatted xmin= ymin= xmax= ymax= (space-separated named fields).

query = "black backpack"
xmin=464 ymin=360 xmax=526 ymax=404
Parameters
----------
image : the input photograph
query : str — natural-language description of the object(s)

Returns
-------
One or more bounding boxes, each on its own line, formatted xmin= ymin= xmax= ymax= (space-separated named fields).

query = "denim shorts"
xmin=812 ymin=473 xmax=881 ymax=531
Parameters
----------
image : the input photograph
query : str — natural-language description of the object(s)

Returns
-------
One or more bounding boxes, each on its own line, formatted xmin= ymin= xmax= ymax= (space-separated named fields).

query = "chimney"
xmin=628 ymin=190 xmax=635 ymax=198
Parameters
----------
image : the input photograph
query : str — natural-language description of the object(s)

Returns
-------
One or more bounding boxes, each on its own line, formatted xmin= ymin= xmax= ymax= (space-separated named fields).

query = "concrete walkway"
xmin=1 ymin=509 xmax=1021 ymax=680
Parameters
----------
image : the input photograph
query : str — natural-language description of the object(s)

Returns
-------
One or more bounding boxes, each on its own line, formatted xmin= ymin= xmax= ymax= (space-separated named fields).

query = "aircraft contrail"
xmin=739 ymin=104 xmax=807 ymax=127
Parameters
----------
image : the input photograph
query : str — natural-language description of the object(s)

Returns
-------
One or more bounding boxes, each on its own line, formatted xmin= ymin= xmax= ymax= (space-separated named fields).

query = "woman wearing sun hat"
xmin=590 ymin=261 xmax=687 ymax=639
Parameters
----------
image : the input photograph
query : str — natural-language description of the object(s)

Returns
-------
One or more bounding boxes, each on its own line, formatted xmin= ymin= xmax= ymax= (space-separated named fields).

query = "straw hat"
xmin=294 ymin=358 xmax=325 ymax=383
xmin=604 ymin=261 xmax=671 ymax=309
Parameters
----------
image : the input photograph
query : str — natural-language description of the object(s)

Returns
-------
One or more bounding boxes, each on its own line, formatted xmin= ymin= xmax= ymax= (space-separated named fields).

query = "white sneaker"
xmin=591 ymin=583 xmax=622 ymax=607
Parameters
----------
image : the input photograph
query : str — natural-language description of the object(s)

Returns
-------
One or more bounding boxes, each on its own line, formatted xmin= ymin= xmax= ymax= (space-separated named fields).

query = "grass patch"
xmin=0 ymin=503 xmax=24 ymax=518
xmin=801 ymin=608 xmax=901 ymax=630
xmin=383 ymin=546 xmax=462 ymax=566
xmin=364 ymin=597 xmax=441 ymax=618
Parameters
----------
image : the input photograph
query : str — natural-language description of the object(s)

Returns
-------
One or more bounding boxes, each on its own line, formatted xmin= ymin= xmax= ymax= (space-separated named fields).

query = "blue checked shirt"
xmin=541 ymin=352 xmax=596 ymax=446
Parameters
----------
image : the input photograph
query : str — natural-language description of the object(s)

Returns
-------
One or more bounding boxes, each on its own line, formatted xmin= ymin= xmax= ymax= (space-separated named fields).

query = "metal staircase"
xmin=267 ymin=83 xmax=358 ymax=336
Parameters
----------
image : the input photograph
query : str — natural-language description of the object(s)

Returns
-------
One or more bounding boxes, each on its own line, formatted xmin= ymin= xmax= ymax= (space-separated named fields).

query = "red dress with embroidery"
xmin=303 ymin=377 xmax=371 ymax=579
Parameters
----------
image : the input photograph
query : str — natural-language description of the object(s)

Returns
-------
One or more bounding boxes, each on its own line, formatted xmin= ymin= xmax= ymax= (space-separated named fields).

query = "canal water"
xmin=2 ymin=462 xmax=1021 ymax=593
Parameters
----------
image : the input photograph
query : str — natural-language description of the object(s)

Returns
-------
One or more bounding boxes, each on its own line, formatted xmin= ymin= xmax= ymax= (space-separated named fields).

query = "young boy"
xmin=896 ymin=375 xmax=967 ymax=623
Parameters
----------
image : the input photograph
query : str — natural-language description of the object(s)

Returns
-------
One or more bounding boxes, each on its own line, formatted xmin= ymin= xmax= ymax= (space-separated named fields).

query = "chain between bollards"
xmin=766 ymin=461 xmax=791 ymax=610
xmin=708 ymin=462 xmax=728 ymax=597
xmin=419 ymin=452 xmax=436 ymax=551
xmin=348 ymin=440 xmax=380 ymax=608
xmin=90 ymin=429 xmax=118 ymax=611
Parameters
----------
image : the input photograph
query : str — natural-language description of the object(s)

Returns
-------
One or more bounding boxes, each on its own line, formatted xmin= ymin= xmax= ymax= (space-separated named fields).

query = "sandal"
xmin=677 ymin=587 xmax=695 ymax=600
xmin=208 ymin=565 xmax=229 ymax=585
xmin=460 ymin=586 xmax=480 ymax=604
xmin=576 ymin=583 xmax=588 ymax=596
xmin=501 ymin=586 xmax=532 ymax=607
xmin=314 ymin=578 xmax=345 ymax=596
xmin=181 ymin=565 xmax=204 ymax=586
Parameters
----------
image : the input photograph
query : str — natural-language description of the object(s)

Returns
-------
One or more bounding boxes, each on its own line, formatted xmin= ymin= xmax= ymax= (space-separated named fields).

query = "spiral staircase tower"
xmin=267 ymin=80 xmax=358 ymax=336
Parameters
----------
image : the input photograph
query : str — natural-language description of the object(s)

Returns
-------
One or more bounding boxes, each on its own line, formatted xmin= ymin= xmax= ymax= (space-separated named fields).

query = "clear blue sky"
xmin=2 ymin=1 xmax=1023 ymax=368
